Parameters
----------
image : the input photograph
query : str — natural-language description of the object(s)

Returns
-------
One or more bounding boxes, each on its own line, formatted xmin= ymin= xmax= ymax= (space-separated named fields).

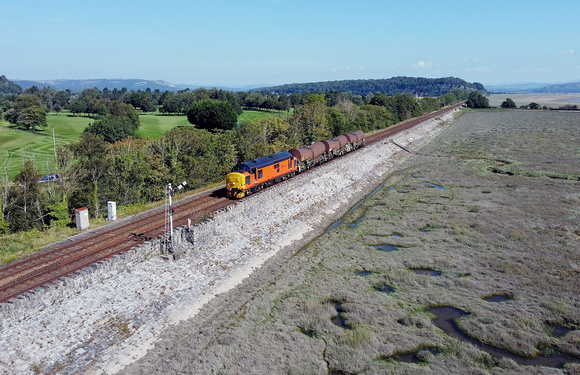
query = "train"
xmin=226 ymin=130 xmax=365 ymax=199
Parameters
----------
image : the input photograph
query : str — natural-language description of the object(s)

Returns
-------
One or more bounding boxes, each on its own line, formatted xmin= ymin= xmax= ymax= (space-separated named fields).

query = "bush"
xmin=187 ymin=100 xmax=238 ymax=131
xmin=501 ymin=98 xmax=516 ymax=108
xmin=84 ymin=115 xmax=139 ymax=143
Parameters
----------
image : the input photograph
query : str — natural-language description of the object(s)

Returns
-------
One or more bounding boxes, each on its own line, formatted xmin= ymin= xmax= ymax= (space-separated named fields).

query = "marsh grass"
xmin=120 ymin=110 xmax=580 ymax=374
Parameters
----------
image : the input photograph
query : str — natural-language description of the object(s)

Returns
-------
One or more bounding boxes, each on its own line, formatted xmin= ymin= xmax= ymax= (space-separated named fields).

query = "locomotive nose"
xmin=226 ymin=172 xmax=245 ymax=189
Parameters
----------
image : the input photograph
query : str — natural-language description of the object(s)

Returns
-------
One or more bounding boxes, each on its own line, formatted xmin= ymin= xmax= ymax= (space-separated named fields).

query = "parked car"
xmin=38 ymin=174 xmax=60 ymax=183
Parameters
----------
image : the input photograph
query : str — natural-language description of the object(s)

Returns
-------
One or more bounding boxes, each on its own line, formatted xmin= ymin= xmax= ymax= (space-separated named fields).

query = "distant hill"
xmin=530 ymin=82 xmax=580 ymax=93
xmin=0 ymin=75 xmax=23 ymax=95
xmin=488 ymin=81 xmax=580 ymax=94
xmin=254 ymin=76 xmax=485 ymax=96
xmin=11 ymin=78 xmax=193 ymax=92
xmin=5 ymin=75 xmax=492 ymax=96
xmin=486 ymin=82 xmax=550 ymax=93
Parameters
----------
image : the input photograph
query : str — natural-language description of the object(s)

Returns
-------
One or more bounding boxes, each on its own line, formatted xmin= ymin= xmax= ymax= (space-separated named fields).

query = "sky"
xmin=2 ymin=0 xmax=579 ymax=88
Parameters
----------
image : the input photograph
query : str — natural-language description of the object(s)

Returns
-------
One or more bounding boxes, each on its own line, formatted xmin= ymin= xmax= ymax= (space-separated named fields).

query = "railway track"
xmin=0 ymin=191 xmax=232 ymax=303
xmin=0 ymin=103 xmax=461 ymax=303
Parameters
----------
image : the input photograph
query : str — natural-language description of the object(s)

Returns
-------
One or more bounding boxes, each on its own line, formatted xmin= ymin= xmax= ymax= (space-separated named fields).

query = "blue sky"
xmin=2 ymin=0 xmax=579 ymax=87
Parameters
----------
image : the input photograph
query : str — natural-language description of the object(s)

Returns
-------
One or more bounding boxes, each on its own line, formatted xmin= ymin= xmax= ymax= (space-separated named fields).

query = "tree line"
xmin=1 ymin=76 xmax=479 ymax=130
xmin=256 ymin=76 xmax=486 ymax=97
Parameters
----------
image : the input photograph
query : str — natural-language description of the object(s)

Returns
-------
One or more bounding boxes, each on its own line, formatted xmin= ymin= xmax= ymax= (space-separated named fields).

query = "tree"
xmin=5 ymin=161 xmax=45 ymax=232
xmin=160 ymin=93 xmax=180 ymax=114
xmin=84 ymin=115 xmax=139 ymax=143
xmin=0 ymin=195 xmax=8 ymax=234
xmin=419 ymin=97 xmax=440 ymax=113
xmin=17 ymin=106 xmax=47 ymax=130
xmin=106 ymin=138 xmax=154 ymax=205
xmin=187 ymin=100 xmax=238 ymax=131
xmin=47 ymin=195 xmax=70 ymax=227
xmin=529 ymin=102 xmax=541 ymax=110
xmin=244 ymin=92 xmax=265 ymax=110
xmin=291 ymin=94 xmax=330 ymax=144
xmin=369 ymin=92 xmax=388 ymax=107
xmin=466 ymin=92 xmax=490 ymax=109
xmin=53 ymin=90 xmax=71 ymax=108
xmin=68 ymin=133 xmax=111 ymax=218
xmin=360 ymin=104 xmax=394 ymax=131
xmin=501 ymin=98 xmax=516 ymax=108
xmin=140 ymin=97 xmax=156 ymax=113
xmin=385 ymin=94 xmax=423 ymax=122
xmin=5 ymin=94 xmax=48 ymax=130
xmin=82 ymin=100 xmax=140 ymax=143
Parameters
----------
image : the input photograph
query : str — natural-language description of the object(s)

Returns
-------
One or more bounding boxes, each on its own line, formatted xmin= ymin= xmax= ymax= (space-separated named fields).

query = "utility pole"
xmin=168 ymin=183 xmax=173 ymax=248
xmin=52 ymin=125 xmax=58 ymax=170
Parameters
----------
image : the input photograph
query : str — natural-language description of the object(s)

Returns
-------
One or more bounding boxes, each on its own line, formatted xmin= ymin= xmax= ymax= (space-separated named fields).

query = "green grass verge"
xmin=237 ymin=109 xmax=291 ymax=123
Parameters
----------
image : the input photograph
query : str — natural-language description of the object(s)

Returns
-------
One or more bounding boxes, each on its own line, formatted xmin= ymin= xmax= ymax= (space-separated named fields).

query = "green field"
xmin=0 ymin=112 xmax=190 ymax=180
xmin=487 ymin=93 xmax=580 ymax=108
xmin=0 ymin=110 xmax=284 ymax=180
xmin=0 ymin=118 xmax=77 ymax=180
xmin=237 ymin=109 xmax=291 ymax=123
xmin=135 ymin=113 xmax=190 ymax=138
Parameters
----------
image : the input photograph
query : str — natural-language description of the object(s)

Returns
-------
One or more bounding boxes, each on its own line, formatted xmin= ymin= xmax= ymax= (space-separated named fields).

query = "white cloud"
xmin=413 ymin=61 xmax=433 ymax=68
xmin=562 ymin=49 xmax=574 ymax=55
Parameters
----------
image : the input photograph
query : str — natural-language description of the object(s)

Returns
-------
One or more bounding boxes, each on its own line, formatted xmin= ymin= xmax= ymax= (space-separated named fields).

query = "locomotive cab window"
xmin=245 ymin=176 xmax=250 ymax=185
xmin=258 ymin=170 xmax=263 ymax=179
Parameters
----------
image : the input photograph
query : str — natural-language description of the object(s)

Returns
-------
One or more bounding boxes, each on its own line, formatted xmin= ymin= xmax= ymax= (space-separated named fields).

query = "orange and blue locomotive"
xmin=226 ymin=152 xmax=297 ymax=199
xmin=226 ymin=130 xmax=365 ymax=199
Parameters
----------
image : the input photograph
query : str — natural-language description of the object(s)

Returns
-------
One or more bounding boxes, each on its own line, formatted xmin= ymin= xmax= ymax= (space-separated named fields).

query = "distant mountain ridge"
xmin=488 ymin=81 xmax=580 ymax=93
xmin=255 ymin=76 xmax=485 ymax=97
xmin=531 ymin=82 xmax=580 ymax=93
xmin=11 ymin=78 xmax=193 ymax=92
xmin=0 ymin=75 xmax=23 ymax=94
xmin=9 ymin=78 xmax=267 ymax=92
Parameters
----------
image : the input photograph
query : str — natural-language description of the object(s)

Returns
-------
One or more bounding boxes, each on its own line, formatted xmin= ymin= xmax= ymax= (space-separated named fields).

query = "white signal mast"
xmin=164 ymin=181 xmax=187 ymax=255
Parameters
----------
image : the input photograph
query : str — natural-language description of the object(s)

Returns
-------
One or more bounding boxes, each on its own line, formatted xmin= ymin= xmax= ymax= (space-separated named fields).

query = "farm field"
xmin=237 ymin=109 xmax=291 ymax=123
xmin=0 ymin=117 xmax=77 ymax=180
xmin=488 ymin=93 xmax=580 ymax=108
xmin=0 ymin=110 xmax=281 ymax=180
xmin=123 ymin=110 xmax=580 ymax=374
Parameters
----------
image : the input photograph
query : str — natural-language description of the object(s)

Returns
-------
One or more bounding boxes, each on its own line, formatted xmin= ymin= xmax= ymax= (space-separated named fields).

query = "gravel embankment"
xmin=0 ymin=110 xmax=458 ymax=374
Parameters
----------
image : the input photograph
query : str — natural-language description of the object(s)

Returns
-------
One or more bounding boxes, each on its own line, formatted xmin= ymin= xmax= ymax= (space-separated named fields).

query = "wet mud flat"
xmin=123 ymin=110 xmax=580 ymax=374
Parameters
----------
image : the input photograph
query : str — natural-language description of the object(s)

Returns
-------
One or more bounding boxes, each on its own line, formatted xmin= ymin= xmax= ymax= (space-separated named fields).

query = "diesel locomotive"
xmin=226 ymin=130 xmax=365 ymax=199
